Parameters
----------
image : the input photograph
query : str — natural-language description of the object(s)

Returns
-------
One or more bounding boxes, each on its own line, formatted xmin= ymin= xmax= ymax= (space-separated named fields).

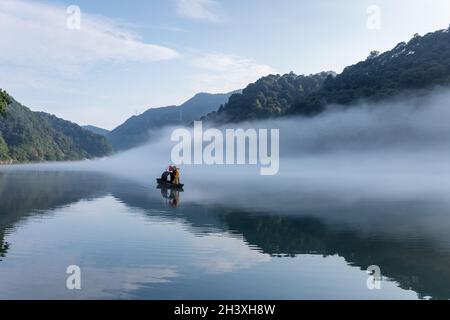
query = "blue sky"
xmin=1 ymin=0 xmax=450 ymax=129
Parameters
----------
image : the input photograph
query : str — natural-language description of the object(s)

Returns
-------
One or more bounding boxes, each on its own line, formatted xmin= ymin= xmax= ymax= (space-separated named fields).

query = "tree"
xmin=0 ymin=135 xmax=9 ymax=160
xmin=367 ymin=50 xmax=380 ymax=60
xmin=0 ymin=89 xmax=11 ymax=114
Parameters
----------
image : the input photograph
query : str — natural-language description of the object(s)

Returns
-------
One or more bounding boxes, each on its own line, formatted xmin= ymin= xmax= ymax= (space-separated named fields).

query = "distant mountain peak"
xmin=107 ymin=91 xmax=238 ymax=151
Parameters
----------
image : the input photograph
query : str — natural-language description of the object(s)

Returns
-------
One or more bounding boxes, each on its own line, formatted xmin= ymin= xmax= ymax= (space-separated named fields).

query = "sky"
xmin=0 ymin=0 xmax=450 ymax=129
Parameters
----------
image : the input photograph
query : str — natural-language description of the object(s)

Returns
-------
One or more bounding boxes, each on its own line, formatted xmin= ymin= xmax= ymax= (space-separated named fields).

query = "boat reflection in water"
xmin=158 ymin=186 xmax=182 ymax=207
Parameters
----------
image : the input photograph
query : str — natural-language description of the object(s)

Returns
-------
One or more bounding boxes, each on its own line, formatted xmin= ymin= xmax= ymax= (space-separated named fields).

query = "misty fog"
xmin=4 ymin=87 xmax=450 ymax=235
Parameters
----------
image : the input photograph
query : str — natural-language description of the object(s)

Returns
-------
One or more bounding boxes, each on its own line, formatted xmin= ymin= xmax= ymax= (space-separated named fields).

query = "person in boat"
xmin=160 ymin=171 xmax=170 ymax=182
xmin=168 ymin=165 xmax=175 ymax=182
xmin=161 ymin=165 xmax=174 ymax=183
xmin=172 ymin=166 xmax=180 ymax=185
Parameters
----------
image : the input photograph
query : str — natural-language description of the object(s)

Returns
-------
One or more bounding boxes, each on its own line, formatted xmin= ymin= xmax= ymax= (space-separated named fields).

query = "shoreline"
xmin=0 ymin=157 xmax=104 ymax=166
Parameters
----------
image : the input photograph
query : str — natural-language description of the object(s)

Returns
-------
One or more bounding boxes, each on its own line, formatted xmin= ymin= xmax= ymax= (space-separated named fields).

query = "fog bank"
xmin=4 ymin=87 xmax=450 ymax=212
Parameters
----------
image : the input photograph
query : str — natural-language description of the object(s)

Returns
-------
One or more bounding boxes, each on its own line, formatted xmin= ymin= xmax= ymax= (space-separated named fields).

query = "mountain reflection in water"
xmin=0 ymin=170 xmax=449 ymax=299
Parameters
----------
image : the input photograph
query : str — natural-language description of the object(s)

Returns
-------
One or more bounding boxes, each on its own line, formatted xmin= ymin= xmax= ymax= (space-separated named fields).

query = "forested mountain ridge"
xmin=290 ymin=26 xmax=450 ymax=116
xmin=204 ymin=26 xmax=450 ymax=124
xmin=2 ymin=26 xmax=450 ymax=161
xmin=0 ymin=94 xmax=112 ymax=163
xmin=202 ymin=72 xmax=333 ymax=123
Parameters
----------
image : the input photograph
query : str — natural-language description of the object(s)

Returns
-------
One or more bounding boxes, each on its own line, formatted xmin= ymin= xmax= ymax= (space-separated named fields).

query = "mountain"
xmin=83 ymin=125 xmax=110 ymax=136
xmin=0 ymin=94 xmax=112 ymax=163
xmin=205 ymin=26 xmax=450 ymax=124
xmin=108 ymin=90 xmax=239 ymax=151
xmin=202 ymin=72 xmax=333 ymax=123
xmin=290 ymin=27 xmax=450 ymax=116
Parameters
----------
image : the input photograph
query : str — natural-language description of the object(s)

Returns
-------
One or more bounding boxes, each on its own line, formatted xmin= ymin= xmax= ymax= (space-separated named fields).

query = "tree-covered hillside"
xmin=290 ymin=27 xmax=450 ymax=116
xmin=204 ymin=26 xmax=450 ymax=124
xmin=203 ymin=72 xmax=333 ymax=123
xmin=0 ymin=94 xmax=112 ymax=163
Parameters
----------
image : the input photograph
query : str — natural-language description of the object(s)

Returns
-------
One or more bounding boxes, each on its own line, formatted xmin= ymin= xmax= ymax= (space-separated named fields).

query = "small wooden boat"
xmin=156 ymin=178 xmax=184 ymax=189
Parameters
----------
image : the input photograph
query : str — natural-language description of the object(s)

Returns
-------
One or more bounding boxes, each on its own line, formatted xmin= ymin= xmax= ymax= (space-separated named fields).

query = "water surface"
xmin=1 ymin=170 xmax=449 ymax=299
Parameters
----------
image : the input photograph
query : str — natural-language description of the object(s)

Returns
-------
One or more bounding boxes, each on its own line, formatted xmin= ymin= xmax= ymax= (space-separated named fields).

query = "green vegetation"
xmin=2 ymin=27 xmax=450 ymax=160
xmin=0 ymin=90 xmax=10 ymax=114
xmin=0 ymin=135 xmax=9 ymax=161
xmin=204 ymin=26 xmax=450 ymax=123
xmin=203 ymin=72 xmax=332 ymax=123
xmin=0 ymin=94 xmax=112 ymax=163
xmin=290 ymin=27 xmax=450 ymax=116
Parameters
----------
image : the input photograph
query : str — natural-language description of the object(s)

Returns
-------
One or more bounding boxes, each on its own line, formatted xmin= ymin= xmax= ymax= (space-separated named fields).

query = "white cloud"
xmin=0 ymin=0 xmax=179 ymax=72
xmin=190 ymin=53 xmax=277 ymax=93
xmin=174 ymin=0 xmax=222 ymax=22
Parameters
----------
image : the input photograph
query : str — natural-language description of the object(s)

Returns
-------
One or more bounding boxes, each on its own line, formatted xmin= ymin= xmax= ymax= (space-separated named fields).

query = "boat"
xmin=156 ymin=178 xmax=184 ymax=189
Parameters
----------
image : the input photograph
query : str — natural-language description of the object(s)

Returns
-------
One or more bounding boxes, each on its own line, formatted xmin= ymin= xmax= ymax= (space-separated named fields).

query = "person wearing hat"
xmin=172 ymin=166 xmax=180 ymax=185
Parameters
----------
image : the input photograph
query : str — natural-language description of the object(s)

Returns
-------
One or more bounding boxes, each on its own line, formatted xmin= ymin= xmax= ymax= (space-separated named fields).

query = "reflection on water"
xmin=1 ymin=170 xmax=450 ymax=299
xmin=0 ymin=235 xmax=8 ymax=262
xmin=159 ymin=187 xmax=182 ymax=207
